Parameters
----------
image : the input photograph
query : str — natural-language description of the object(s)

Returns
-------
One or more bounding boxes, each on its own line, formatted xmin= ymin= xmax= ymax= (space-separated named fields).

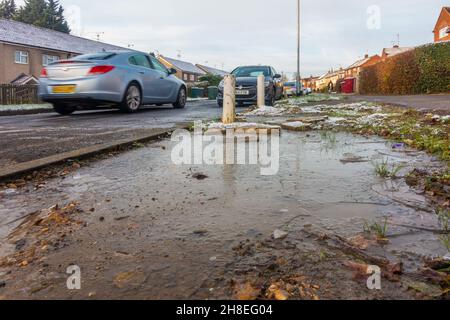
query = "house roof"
xmin=196 ymin=64 xmax=228 ymax=77
xmin=433 ymin=7 xmax=450 ymax=32
xmin=159 ymin=56 xmax=206 ymax=75
xmin=382 ymin=46 xmax=414 ymax=58
xmin=0 ymin=19 xmax=128 ymax=54
xmin=346 ymin=54 xmax=381 ymax=70
xmin=346 ymin=57 xmax=367 ymax=69
xmin=319 ymin=68 xmax=345 ymax=80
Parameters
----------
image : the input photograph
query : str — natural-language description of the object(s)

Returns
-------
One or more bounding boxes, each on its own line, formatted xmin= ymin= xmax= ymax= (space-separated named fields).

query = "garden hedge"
xmin=359 ymin=42 xmax=450 ymax=94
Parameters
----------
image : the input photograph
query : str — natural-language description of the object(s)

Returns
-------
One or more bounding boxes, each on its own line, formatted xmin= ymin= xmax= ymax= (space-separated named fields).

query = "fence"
xmin=0 ymin=84 xmax=40 ymax=105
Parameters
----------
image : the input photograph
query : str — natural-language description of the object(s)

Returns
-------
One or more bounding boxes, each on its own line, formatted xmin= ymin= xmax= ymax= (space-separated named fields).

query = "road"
xmin=0 ymin=100 xmax=221 ymax=169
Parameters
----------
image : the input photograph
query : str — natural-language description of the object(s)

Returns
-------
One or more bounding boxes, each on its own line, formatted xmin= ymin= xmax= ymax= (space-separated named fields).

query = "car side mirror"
xmin=274 ymin=74 xmax=282 ymax=79
xmin=168 ymin=68 xmax=177 ymax=75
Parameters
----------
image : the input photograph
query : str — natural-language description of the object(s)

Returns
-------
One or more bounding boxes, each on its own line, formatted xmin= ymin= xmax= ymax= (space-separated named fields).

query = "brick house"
xmin=157 ymin=55 xmax=206 ymax=83
xmin=316 ymin=68 xmax=345 ymax=92
xmin=433 ymin=7 xmax=450 ymax=43
xmin=0 ymin=19 xmax=128 ymax=84
xmin=301 ymin=75 xmax=320 ymax=91
xmin=345 ymin=54 xmax=381 ymax=78
xmin=195 ymin=64 xmax=228 ymax=77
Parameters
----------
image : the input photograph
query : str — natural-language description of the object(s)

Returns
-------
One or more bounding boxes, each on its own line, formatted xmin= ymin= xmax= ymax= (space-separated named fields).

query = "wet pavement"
xmin=0 ymin=100 xmax=221 ymax=168
xmin=0 ymin=129 xmax=446 ymax=300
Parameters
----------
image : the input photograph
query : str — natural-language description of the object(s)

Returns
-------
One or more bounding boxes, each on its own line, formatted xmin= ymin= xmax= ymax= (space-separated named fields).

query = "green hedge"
xmin=359 ymin=42 xmax=450 ymax=94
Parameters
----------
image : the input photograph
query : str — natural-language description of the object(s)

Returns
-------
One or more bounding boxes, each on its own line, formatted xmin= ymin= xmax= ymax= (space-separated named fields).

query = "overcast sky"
xmin=18 ymin=0 xmax=448 ymax=77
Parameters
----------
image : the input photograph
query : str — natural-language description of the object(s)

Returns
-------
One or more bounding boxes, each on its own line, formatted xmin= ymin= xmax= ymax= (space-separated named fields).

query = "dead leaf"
xmin=113 ymin=271 xmax=147 ymax=289
xmin=234 ymin=282 xmax=260 ymax=300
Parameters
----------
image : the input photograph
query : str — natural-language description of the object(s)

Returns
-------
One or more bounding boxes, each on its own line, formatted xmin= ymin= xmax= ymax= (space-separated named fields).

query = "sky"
xmin=17 ymin=0 xmax=448 ymax=78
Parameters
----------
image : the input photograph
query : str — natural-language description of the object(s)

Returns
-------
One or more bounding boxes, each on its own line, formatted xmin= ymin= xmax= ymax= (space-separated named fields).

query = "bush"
xmin=198 ymin=74 xmax=223 ymax=87
xmin=359 ymin=42 xmax=450 ymax=95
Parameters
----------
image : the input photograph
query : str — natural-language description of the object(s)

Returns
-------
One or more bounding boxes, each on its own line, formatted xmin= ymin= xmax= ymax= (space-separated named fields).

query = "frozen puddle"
xmin=0 ymin=131 xmax=446 ymax=298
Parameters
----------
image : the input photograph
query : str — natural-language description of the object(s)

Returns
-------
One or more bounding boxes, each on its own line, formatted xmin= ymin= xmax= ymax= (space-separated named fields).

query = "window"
xmin=15 ymin=51 xmax=29 ymax=64
xmin=149 ymin=56 xmax=168 ymax=73
xmin=439 ymin=27 xmax=448 ymax=39
xmin=190 ymin=74 xmax=195 ymax=81
xmin=129 ymin=55 xmax=151 ymax=68
xmin=183 ymin=74 xmax=188 ymax=81
xmin=42 ymin=54 xmax=59 ymax=66
xmin=231 ymin=66 xmax=270 ymax=77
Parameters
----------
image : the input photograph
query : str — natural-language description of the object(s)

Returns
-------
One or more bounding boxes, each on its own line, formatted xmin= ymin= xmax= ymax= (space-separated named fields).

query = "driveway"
xmin=347 ymin=94 xmax=450 ymax=113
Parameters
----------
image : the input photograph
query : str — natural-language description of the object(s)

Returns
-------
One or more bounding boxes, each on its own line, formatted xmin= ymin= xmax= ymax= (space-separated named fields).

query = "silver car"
xmin=39 ymin=51 xmax=187 ymax=115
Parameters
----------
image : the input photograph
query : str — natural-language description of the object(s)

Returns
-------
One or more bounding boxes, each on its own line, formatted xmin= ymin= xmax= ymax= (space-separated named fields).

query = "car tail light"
xmin=87 ymin=65 xmax=115 ymax=76
xmin=40 ymin=68 xmax=48 ymax=78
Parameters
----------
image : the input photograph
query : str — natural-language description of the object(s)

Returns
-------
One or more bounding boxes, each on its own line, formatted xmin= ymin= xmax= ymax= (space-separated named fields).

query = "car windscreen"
xmin=231 ymin=67 xmax=270 ymax=77
xmin=72 ymin=53 xmax=117 ymax=61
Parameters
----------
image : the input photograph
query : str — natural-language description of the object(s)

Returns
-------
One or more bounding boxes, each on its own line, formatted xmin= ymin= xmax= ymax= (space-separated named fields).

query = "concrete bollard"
xmin=257 ymin=74 xmax=265 ymax=107
xmin=223 ymin=74 xmax=236 ymax=124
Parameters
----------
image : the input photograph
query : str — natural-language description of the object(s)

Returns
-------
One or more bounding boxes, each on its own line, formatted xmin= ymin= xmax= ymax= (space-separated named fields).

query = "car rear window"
xmin=72 ymin=53 xmax=117 ymax=61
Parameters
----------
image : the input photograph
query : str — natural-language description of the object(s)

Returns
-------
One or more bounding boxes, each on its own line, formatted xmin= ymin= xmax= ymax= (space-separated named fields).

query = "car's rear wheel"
xmin=53 ymin=103 xmax=76 ymax=115
xmin=173 ymin=87 xmax=186 ymax=109
xmin=120 ymin=83 xmax=141 ymax=113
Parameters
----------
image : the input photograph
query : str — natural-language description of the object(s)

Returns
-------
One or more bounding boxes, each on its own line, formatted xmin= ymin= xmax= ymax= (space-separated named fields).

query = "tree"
xmin=199 ymin=74 xmax=223 ymax=86
xmin=0 ymin=0 xmax=17 ymax=19
xmin=15 ymin=0 xmax=48 ymax=28
xmin=14 ymin=0 xmax=70 ymax=33
xmin=45 ymin=0 xmax=70 ymax=33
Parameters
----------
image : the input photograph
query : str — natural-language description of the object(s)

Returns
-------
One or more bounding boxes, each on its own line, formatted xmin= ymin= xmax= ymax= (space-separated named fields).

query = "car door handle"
xmin=139 ymin=71 xmax=145 ymax=75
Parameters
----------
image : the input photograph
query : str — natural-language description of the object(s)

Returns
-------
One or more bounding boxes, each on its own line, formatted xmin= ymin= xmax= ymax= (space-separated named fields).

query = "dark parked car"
xmin=217 ymin=65 xmax=283 ymax=107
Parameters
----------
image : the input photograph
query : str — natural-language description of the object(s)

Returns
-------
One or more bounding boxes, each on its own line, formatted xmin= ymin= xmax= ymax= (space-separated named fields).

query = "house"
xmin=0 ymin=19 xmax=129 ymax=84
xmin=158 ymin=55 xmax=206 ymax=83
xmin=195 ymin=64 xmax=228 ymax=77
xmin=316 ymin=68 xmax=345 ymax=92
xmin=345 ymin=54 xmax=381 ymax=79
xmin=301 ymin=75 xmax=320 ymax=91
xmin=381 ymin=45 xmax=414 ymax=60
xmin=433 ymin=7 xmax=450 ymax=43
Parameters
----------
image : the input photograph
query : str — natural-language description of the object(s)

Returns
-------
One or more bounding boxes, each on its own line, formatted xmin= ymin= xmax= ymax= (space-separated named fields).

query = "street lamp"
xmin=295 ymin=0 xmax=301 ymax=96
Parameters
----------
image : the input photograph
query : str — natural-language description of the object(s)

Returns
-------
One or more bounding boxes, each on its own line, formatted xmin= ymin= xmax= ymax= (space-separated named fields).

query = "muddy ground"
xmin=0 ymin=115 xmax=448 ymax=300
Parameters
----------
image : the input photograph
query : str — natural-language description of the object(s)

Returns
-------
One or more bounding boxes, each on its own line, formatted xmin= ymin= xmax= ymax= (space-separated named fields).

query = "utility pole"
xmin=296 ymin=0 xmax=301 ymax=96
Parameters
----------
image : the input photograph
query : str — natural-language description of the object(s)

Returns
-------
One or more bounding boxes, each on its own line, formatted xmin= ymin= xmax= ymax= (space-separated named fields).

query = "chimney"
xmin=364 ymin=54 xmax=369 ymax=59
xmin=393 ymin=45 xmax=399 ymax=48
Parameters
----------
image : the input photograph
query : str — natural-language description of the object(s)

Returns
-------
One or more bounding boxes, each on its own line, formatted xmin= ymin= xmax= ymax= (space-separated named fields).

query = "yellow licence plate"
xmin=52 ymin=85 xmax=76 ymax=94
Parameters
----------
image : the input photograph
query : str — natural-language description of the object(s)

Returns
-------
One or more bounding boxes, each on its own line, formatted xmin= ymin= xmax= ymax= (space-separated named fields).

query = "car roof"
xmin=235 ymin=65 xmax=271 ymax=68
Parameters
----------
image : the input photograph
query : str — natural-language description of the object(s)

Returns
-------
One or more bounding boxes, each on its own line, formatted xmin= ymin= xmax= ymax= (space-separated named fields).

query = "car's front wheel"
xmin=53 ymin=103 xmax=76 ymax=115
xmin=266 ymin=93 xmax=276 ymax=106
xmin=173 ymin=87 xmax=187 ymax=109
xmin=120 ymin=83 xmax=142 ymax=113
